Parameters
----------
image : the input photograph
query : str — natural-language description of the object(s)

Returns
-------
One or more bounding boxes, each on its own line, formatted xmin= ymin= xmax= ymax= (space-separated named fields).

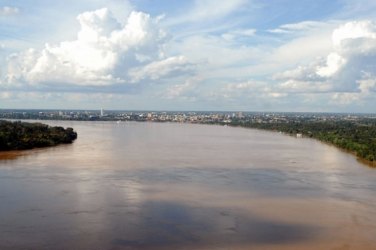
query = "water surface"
xmin=1 ymin=121 xmax=376 ymax=250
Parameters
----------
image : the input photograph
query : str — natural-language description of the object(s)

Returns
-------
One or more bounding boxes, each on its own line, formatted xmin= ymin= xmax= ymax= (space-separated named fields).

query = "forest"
xmin=228 ymin=118 xmax=376 ymax=163
xmin=0 ymin=120 xmax=77 ymax=151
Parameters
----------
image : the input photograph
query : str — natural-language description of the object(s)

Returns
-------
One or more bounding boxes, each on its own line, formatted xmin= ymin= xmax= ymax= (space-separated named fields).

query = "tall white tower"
xmin=100 ymin=108 xmax=104 ymax=116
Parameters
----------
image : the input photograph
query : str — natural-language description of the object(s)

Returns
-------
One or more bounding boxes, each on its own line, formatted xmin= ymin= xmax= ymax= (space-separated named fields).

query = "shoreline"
xmin=223 ymin=123 xmax=376 ymax=168
xmin=0 ymin=120 xmax=77 ymax=152
xmin=1 ymin=119 xmax=374 ymax=167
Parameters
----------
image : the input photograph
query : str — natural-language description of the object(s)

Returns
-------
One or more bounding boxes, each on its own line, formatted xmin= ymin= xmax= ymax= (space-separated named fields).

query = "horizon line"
xmin=0 ymin=108 xmax=375 ymax=115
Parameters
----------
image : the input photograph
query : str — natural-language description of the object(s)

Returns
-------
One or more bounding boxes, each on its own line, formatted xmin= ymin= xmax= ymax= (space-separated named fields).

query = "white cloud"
xmin=332 ymin=21 xmax=376 ymax=47
xmin=268 ymin=28 xmax=334 ymax=68
xmin=193 ymin=0 xmax=247 ymax=20
xmin=316 ymin=52 xmax=346 ymax=77
xmin=208 ymin=20 xmax=376 ymax=110
xmin=274 ymin=20 xmax=376 ymax=101
xmin=221 ymin=28 xmax=256 ymax=41
xmin=2 ymin=8 xmax=190 ymax=88
xmin=279 ymin=80 xmax=331 ymax=93
xmin=0 ymin=6 xmax=19 ymax=16
xmin=331 ymin=92 xmax=361 ymax=105
xmin=0 ymin=91 xmax=13 ymax=99
xmin=268 ymin=21 xmax=326 ymax=34
xmin=219 ymin=80 xmax=287 ymax=100
xmin=273 ymin=63 xmax=323 ymax=82
xmin=168 ymin=0 xmax=248 ymax=25
xmin=176 ymin=34 xmax=263 ymax=70
xmin=2 ymin=2 xmax=375 ymax=112
xmin=0 ymin=90 xmax=130 ymax=109
xmin=331 ymin=77 xmax=376 ymax=105
xmin=163 ymin=77 xmax=200 ymax=99
xmin=129 ymin=56 xmax=193 ymax=83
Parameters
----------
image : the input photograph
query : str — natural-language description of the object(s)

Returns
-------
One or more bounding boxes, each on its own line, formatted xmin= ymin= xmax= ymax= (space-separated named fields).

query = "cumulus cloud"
xmin=2 ymin=8 xmax=191 ymax=89
xmin=316 ymin=53 xmax=347 ymax=77
xmin=0 ymin=6 xmax=19 ymax=16
xmin=273 ymin=63 xmax=323 ymax=82
xmin=274 ymin=20 xmax=376 ymax=103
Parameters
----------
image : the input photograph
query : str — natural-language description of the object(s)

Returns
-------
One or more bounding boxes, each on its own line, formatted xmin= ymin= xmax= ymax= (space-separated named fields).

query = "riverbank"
xmin=220 ymin=120 xmax=375 ymax=166
xmin=0 ymin=120 xmax=77 ymax=151
xmin=1 ymin=116 xmax=374 ymax=166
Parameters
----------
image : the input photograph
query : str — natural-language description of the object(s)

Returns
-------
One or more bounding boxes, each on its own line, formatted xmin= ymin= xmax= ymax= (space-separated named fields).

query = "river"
xmin=1 ymin=121 xmax=376 ymax=250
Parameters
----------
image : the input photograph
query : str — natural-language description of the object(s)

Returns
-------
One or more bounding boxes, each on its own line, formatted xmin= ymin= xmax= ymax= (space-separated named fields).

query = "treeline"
xmin=0 ymin=120 xmax=77 ymax=151
xmin=227 ymin=119 xmax=376 ymax=162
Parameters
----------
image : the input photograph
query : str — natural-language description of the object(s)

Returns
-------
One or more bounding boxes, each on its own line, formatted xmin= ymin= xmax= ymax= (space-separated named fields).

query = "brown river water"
xmin=1 ymin=121 xmax=376 ymax=250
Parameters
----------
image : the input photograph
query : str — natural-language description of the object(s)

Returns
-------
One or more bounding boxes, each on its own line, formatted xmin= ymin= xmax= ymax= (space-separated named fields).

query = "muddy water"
xmin=1 ymin=121 xmax=376 ymax=250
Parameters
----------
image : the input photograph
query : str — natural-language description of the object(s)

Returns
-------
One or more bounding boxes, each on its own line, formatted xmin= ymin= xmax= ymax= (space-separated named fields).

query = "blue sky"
xmin=1 ymin=0 xmax=376 ymax=112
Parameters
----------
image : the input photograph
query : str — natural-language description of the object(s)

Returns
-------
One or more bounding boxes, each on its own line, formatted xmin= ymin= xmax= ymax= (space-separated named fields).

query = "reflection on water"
xmin=1 ymin=121 xmax=376 ymax=250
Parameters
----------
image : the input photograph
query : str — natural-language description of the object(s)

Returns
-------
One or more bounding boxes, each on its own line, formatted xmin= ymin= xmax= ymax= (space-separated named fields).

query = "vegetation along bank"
xmin=0 ymin=120 xmax=77 ymax=151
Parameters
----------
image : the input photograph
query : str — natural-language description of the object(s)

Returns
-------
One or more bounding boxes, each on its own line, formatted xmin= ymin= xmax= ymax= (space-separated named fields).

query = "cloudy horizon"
xmin=1 ymin=0 xmax=375 ymax=112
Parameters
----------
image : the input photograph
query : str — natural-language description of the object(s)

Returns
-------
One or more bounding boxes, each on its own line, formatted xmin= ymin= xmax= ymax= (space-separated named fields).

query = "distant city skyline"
xmin=1 ymin=0 xmax=376 ymax=112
